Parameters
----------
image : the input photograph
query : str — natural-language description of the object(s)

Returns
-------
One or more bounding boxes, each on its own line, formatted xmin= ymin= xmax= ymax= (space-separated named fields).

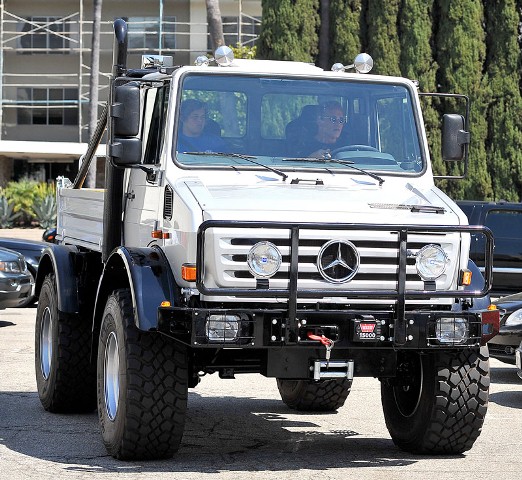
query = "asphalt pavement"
xmin=1 ymin=305 xmax=521 ymax=480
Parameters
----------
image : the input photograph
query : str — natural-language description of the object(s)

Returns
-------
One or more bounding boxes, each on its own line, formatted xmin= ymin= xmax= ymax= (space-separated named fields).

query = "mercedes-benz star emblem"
xmin=317 ymin=240 xmax=360 ymax=283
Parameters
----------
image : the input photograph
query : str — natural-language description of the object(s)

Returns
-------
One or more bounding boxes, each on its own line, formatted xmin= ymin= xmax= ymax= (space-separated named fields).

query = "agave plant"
xmin=0 ymin=195 xmax=22 ymax=228
xmin=32 ymin=194 xmax=57 ymax=229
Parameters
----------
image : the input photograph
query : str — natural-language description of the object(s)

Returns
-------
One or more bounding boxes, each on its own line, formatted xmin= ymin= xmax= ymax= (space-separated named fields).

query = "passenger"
xmin=298 ymin=101 xmax=347 ymax=157
xmin=176 ymin=99 xmax=227 ymax=153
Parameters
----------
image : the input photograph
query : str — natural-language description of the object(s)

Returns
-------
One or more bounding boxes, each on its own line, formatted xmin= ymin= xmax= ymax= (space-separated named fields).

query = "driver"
xmin=298 ymin=101 xmax=347 ymax=157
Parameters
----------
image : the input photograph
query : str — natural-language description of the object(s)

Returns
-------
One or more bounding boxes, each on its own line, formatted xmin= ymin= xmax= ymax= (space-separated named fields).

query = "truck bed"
xmin=57 ymin=187 xmax=105 ymax=252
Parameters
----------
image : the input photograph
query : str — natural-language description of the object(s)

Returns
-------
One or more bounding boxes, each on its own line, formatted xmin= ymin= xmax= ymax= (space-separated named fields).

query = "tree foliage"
xmin=257 ymin=0 xmax=320 ymax=62
xmin=329 ymin=0 xmax=365 ymax=67
xmin=366 ymin=0 xmax=401 ymax=76
xmin=258 ymin=0 xmax=522 ymax=201
xmin=483 ymin=0 xmax=522 ymax=201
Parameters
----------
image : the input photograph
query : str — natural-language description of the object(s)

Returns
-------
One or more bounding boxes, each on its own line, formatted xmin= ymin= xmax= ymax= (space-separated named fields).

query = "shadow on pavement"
xmin=0 ymin=389 xmax=427 ymax=473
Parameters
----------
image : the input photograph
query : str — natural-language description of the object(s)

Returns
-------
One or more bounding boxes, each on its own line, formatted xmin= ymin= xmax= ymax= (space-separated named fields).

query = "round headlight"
xmin=415 ymin=244 xmax=449 ymax=280
xmin=247 ymin=241 xmax=282 ymax=278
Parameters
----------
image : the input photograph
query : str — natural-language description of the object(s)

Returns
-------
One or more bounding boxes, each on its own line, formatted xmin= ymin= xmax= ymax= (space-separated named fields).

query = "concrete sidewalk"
xmin=0 ymin=228 xmax=45 ymax=242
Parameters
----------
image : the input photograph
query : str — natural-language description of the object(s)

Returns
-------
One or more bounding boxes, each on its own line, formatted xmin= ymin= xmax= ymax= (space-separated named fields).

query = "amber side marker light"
xmin=160 ymin=301 xmax=171 ymax=307
xmin=151 ymin=230 xmax=171 ymax=239
xmin=460 ymin=269 xmax=472 ymax=286
xmin=182 ymin=264 xmax=197 ymax=281
xmin=487 ymin=304 xmax=498 ymax=311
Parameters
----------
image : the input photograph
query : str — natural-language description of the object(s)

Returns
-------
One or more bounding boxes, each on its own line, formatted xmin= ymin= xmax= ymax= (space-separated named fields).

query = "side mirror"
xmin=112 ymin=83 xmax=140 ymax=136
xmin=442 ymin=113 xmax=470 ymax=161
xmin=110 ymin=83 xmax=142 ymax=166
xmin=108 ymin=138 xmax=142 ymax=165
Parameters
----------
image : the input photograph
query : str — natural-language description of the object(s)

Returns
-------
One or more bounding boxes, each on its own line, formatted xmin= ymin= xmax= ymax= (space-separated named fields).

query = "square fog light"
xmin=436 ymin=317 xmax=469 ymax=344
xmin=206 ymin=314 xmax=241 ymax=342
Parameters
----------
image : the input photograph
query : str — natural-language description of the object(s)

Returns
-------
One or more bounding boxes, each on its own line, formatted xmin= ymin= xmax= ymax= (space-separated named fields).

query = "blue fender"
xmin=35 ymin=244 xmax=80 ymax=313
xmin=93 ymin=245 xmax=178 ymax=332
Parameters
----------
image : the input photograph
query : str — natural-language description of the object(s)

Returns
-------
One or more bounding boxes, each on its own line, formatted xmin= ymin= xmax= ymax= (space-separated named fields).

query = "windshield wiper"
xmin=282 ymin=155 xmax=385 ymax=186
xmin=183 ymin=151 xmax=288 ymax=181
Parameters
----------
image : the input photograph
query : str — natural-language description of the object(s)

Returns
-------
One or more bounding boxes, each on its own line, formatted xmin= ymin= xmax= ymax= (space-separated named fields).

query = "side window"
xmin=143 ymin=86 xmax=168 ymax=164
xmin=484 ymin=210 xmax=522 ymax=239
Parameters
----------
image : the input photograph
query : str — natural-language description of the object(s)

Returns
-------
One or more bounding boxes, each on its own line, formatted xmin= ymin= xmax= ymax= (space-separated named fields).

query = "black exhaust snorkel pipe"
xmin=102 ymin=18 xmax=128 ymax=262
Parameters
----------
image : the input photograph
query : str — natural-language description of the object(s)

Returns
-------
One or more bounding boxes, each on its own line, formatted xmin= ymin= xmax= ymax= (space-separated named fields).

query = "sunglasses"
xmin=320 ymin=115 xmax=348 ymax=124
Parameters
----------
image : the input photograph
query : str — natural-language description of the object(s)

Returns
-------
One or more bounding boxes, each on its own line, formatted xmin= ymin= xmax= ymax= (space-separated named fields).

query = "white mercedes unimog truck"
xmin=34 ymin=20 xmax=500 ymax=460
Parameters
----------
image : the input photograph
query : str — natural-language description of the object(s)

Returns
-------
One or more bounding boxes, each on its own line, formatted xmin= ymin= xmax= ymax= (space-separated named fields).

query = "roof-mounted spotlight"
xmin=332 ymin=53 xmax=374 ymax=74
xmin=194 ymin=55 xmax=210 ymax=66
xmin=194 ymin=46 xmax=235 ymax=67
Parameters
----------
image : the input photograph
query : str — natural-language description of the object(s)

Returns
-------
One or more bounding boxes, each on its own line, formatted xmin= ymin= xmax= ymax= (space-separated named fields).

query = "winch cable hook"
xmin=307 ymin=332 xmax=335 ymax=367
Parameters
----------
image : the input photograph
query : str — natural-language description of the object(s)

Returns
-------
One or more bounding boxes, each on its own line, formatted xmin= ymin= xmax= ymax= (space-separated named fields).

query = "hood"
xmin=184 ymin=177 xmax=461 ymax=225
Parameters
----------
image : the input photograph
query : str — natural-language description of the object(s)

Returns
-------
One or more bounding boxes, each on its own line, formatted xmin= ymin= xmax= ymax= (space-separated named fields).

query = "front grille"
xmin=202 ymin=224 xmax=460 ymax=294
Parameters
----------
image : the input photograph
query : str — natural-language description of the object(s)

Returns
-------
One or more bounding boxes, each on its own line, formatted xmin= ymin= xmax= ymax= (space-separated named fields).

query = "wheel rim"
xmin=392 ymin=355 xmax=423 ymax=418
xmin=39 ymin=306 xmax=52 ymax=380
xmin=104 ymin=331 xmax=120 ymax=421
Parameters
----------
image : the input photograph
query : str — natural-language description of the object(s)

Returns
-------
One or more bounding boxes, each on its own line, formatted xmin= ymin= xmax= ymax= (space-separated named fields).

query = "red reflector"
xmin=480 ymin=309 xmax=500 ymax=345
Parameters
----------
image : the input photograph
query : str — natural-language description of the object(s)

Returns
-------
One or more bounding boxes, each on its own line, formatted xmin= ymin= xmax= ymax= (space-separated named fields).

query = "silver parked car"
xmin=516 ymin=341 xmax=522 ymax=379
xmin=0 ymin=247 xmax=34 ymax=309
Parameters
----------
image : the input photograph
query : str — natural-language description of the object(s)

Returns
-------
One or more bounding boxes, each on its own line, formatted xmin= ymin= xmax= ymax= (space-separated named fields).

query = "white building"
xmin=0 ymin=0 xmax=261 ymax=185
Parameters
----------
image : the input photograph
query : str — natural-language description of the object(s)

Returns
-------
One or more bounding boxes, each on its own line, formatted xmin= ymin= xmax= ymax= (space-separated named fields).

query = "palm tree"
xmin=207 ymin=0 xmax=225 ymax=52
xmin=86 ymin=0 xmax=102 ymax=188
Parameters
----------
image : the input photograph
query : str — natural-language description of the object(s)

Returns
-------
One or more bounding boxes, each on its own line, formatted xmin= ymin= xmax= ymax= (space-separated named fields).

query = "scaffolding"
xmin=0 ymin=0 xmax=260 ymax=143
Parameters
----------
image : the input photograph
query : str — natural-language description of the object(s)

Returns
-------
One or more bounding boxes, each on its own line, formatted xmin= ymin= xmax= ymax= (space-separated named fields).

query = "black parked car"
xmin=457 ymin=200 xmax=522 ymax=296
xmin=0 ymin=246 xmax=34 ymax=309
xmin=0 ymin=238 xmax=46 ymax=306
xmin=490 ymin=292 xmax=522 ymax=365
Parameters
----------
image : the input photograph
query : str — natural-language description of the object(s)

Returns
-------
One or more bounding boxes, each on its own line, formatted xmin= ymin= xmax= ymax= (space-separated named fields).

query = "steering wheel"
xmin=331 ymin=145 xmax=379 ymax=156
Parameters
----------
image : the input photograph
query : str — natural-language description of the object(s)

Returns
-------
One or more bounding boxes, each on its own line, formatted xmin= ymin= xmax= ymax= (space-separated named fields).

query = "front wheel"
xmin=276 ymin=378 xmax=352 ymax=412
xmin=97 ymin=289 xmax=188 ymax=460
xmin=381 ymin=347 xmax=490 ymax=454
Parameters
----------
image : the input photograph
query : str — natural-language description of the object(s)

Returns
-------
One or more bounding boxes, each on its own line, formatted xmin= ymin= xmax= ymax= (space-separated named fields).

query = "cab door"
xmin=123 ymin=84 xmax=169 ymax=247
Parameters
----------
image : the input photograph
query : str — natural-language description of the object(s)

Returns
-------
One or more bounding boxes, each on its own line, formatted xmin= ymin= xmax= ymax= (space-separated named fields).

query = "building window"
xmin=208 ymin=16 xmax=261 ymax=49
xmin=17 ymin=88 xmax=78 ymax=126
xmin=127 ymin=17 xmax=176 ymax=51
xmin=17 ymin=17 xmax=72 ymax=53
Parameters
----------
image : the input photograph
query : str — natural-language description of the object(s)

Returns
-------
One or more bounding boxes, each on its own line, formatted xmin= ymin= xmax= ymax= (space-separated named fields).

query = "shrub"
xmin=0 ymin=195 xmax=22 ymax=228
xmin=32 ymin=194 xmax=57 ymax=229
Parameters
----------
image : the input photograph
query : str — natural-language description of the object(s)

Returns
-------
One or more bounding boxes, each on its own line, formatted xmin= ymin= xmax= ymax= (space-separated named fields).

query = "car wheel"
xmin=381 ymin=347 xmax=490 ymax=454
xmin=35 ymin=274 xmax=96 ymax=412
xmin=97 ymin=289 xmax=188 ymax=460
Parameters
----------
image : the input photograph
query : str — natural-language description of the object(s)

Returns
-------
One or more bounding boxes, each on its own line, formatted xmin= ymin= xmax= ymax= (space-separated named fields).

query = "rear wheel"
xmin=97 ymin=289 xmax=188 ymax=460
xmin=381 ymin=347 xmax=490 ymax=454
xmin=276 ymin=378 xmax=351 ymax=412
xmin=35 ymin=274 xmax=96 ymax=413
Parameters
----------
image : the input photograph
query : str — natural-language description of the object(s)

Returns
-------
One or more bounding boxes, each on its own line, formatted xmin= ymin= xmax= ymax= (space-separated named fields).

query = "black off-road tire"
xmin=276 ymin=378 xmax=352 ymax=412
xmin=35 ymin=274 xmax=96 ymax=413
xmin=97 ymin=289 xmax=188 ymax=460
xmin=381 ymin=347 xmax=490 ymax=454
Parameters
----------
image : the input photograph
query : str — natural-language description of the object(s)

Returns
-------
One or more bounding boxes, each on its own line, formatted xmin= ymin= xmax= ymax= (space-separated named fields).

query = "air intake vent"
xmin=163 ymin=185 xmax=173 ymax=220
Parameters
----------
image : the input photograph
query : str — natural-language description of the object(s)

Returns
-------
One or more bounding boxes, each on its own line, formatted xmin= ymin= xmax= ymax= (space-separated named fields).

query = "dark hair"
xmin=180 ymin=99 xmax=207 ymax=121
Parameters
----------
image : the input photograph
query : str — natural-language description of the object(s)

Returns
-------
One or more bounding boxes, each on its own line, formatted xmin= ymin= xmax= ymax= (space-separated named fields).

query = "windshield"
xmin=173 ymin=73 xmax=423 ymax=175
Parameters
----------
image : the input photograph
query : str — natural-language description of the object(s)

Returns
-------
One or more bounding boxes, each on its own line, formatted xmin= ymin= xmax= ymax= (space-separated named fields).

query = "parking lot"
xmin=1 ymin=305 xmax=521 ymax=480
